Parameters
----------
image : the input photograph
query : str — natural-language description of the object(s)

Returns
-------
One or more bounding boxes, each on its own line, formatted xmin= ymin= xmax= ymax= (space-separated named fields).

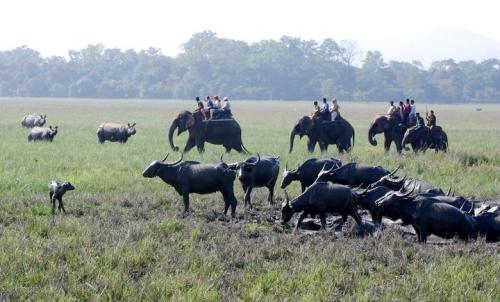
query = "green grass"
xmin=0 ymin=98 xmax=499 ymax=301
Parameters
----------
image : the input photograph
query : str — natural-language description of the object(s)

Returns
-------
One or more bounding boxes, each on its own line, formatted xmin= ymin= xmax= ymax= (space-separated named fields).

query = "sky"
xmin=1 ymin=0 xmax=500 ymax=64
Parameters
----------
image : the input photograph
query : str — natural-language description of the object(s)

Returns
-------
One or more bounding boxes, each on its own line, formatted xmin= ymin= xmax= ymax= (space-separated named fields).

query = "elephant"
xmin=402 ymin=126 xmax=448 ymax=153
xmin=168 ymin=110 xmax=249 ymax=154
xmin=368 ymin=115 xmax=408 ymax=153
xmin=289 ymin=116 xmax=355 ymax=153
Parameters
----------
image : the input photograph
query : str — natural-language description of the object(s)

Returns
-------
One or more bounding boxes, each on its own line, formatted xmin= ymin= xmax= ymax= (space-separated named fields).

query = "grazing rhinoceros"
xmin=28 ymin=126 xmax=58 ymax=142
xmin=21 ymin=114 xmax=47 ymax=128
xmin=97 ymin=122 xmax=136 ymax=143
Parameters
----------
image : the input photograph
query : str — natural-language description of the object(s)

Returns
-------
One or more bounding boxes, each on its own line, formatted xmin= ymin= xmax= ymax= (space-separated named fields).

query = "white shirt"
xmin=410 ymin=105 xmax=416 ymax=116
xmin=222 ymin=101 xmax=231 ymax=111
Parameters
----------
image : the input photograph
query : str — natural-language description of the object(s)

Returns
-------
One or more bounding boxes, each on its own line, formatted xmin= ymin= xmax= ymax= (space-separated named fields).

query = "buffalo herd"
xmin=19 ymin=109 xmax=498 ymax=244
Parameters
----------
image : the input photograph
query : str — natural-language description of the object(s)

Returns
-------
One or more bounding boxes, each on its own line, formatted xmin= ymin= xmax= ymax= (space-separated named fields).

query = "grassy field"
xmin=0 ymin=98 xmax=499 ymax=301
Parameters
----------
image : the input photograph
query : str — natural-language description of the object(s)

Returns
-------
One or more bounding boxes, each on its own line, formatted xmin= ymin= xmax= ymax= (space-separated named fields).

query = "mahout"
xmin=48 ymin=181 xmax=75 ymax=214
xmin=168 ymin=110 xmax=248 ymax=153
xmin=142 ymin=152 xmax=239 ymax=218
xmin=21 ymin=113 xmax=47 ymax=128
xmin=368 ymin=115 xmax=410 ymax=153
xmin=402 ymin=126 xmax=448 ymax=153
xmin=281 ymin=157 xmax=342 ymax=192
xmin=223 ymin=153 xmax=280 ymax=209
xmin=288 ymin=115 xmax=355 ymax=153
xmin=281 ymin=179 xmax=362 ymax=232
xmin=315 ymin=162 xmax=399 ymax=188
xmin=28 ymin=126 xmax=58 ymax=142
xmin=97 ymin=122 xmax=136 ymax=143
xmin=375 ymin=186 xmax=477 ymax=243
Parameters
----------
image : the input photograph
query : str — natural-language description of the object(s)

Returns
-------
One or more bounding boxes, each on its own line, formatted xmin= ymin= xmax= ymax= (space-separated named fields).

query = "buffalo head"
xmin=143 ymin=152 xmax=183 ymax=178
xmin=281 ymin=190 xmax=294 ymax=225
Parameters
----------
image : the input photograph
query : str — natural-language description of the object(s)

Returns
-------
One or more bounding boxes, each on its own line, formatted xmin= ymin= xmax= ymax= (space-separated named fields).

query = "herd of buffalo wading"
xmin=20 ymin=109 xmax=499 ymax=243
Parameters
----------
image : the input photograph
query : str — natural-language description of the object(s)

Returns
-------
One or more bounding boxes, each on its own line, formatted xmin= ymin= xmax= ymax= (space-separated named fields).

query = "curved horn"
xmin=389 ymin=165 xmax=401 ymax=177
xmin=246 ymin=153 xmax=261 ymax=166
xmin=357 ymin=185 xmax=369 ymax=195
xmin=220 ymin=153 xmax=224 ymax=163
xmin=285 ymin=162 xmax=289 ymax=172
xmin=396 ymin=182 xmax=415 ymax=198
xmin=166 ymin=152 xmax=183 ymax=166
xmin=161 ymin=153 xmax=169 ymax=162
xmin=459 ymin=201 xmax=466 ymax=212
xmin=447 ymin=187 xmax=452 ymax=196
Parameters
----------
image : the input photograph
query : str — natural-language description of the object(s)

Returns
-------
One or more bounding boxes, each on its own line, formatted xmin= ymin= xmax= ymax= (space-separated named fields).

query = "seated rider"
xmin=206 ymin=95 xmax=215 ymax=120
xmin=221 ymin=97 xmax=232 ymax=117
xmin=330 ymin=98 xmax=340 ymax=121
xmin=409 ymin=99 xmax=416 ymax=124
xmin=320 ymin=98 xmax=330 ymax=121
xmin=426 ymin=110 xmax=436 ymax=127
xmin=387 ymin=100 xmax=396 ymax=116
xmin=311 ymin=101 xmax=320 ymax=119
xmin=194 ymin=96 xmax=207 ymax=120
xmin=415 ymin=112 xmax=425 ymax=130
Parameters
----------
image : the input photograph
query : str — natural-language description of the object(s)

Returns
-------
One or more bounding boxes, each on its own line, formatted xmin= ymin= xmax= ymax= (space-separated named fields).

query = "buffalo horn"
xmin=396 ymin=183 xmax=415 ymax=198
xmin=166 ymin=152 xmax=183 ymax=166
xmin=447 ymin=187 xmax=452 ymax=196
xmin=389 ymin=165 xmax=401 ymax=177
xmin=161 ymin=153 xmax=169 ymax=162
xmin=246 ymin=153 xmax=261 ymax=166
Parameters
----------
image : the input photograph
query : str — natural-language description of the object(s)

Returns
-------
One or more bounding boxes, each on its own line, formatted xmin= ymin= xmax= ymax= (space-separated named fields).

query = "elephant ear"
xmin=186 ymin=115 xmax=196 ymax=128
xmin=300 ymin=117 xmax=313 ymax=133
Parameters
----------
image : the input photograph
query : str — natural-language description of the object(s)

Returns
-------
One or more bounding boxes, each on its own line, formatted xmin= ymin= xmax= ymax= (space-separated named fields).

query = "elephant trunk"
xmin=168 ymin=119 xmax=180 ymax=152
xmin=289 ymin=128 xmax=297 ymax=153
xmin=368 ymin=125 xmax=377 ymax=146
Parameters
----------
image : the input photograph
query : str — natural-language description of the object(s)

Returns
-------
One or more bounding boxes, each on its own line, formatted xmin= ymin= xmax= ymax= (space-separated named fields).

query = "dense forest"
xmin=1 ymin=31 xmax=499 ymax=102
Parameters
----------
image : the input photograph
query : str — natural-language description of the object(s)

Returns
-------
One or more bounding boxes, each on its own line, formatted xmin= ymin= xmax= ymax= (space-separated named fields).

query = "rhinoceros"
xmin=21 ymin=114 xmax=47 ymax=128
xmin=97 ymin=122 xmax=136 ymax=143
xmin=28 ymin=126 xmax=58 ymax=142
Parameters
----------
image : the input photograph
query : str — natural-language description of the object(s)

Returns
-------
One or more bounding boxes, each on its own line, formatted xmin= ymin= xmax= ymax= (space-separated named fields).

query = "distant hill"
xmin=360 ymin=27 xmax=500 ymax=67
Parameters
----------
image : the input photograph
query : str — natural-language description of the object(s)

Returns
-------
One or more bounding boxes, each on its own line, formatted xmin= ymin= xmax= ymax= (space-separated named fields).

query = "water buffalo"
xmin=375 ymin=189 xmax=477 ymax=243
xmin=225 ymin=154 xmax=279 ymax=209
xmin=281 ymin=158 xmax=342 ymax=192
xmin=169 ymin=110 xmax=248 ymax=154
xmin=369 ymin=174 xmax=445 ymax=196
xmin=21 ymin=114 xmax=47 ymax=128
xmin=281 ymin=183 xmax=362 ymax=231
xmin=143 ymin=153 xmax=238 ymax=218
xmin=28 ymin=126 xmax=58 ymax=142
xmin=97 ymin=122 xmax=136 ymax=143
xmin=475 ymin=211 xmax=500 ymax=242
xmin=402 ymin=126 xmax=448 ymax=153
xmin=316 ymin=162 xmax=399 ymax=188
xmin=289 ymin=116 xmax=355 ymax=153
xmin=356 ymin=186 xmax=394 ymax=223
xmin=48 ymin=181 xmax=75 ymax=214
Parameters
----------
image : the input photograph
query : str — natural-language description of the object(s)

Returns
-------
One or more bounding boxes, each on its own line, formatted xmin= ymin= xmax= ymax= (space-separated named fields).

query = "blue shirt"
xmin=320 ymin=103 xmax=329 ymax=112
xmin=206 ymin=99 xmax=214 ymax=109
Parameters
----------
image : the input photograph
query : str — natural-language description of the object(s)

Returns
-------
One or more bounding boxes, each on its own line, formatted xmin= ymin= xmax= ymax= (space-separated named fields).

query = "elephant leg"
xmin=307 ymin=139 xmax=316 ymax=153
xmin=223 ymin=145 xmax=232 ymax=153
xmin=183 ymin=137 xmax=196 ymax=153
xmin=384 ymin=139 xmax=391 ymax=153
xmin=196 ymin=139 xmax=205 ymax=153
xmin=244 ymin=186 xmax=253 ymax=209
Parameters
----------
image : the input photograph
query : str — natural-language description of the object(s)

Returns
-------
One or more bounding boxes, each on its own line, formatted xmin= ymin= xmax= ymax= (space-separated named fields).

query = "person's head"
xmin=430 ymin=110 xmax=434 ymax=114
xmin=313 ymin=101 xmax=318 ymax=106
xmin=410 ymin=99 xmax=414 ymax=105
xmin=223 ymin=97 xmax=228 ymax=102
xmin=399 ymin=101 xmax=404 ymax=106
xmin=406 ymin=98 xmax=410 ymax=103
xmin=195 ymin=96 xmax=200 ymax=101
xmin=214 ymin=95 xmax=219 ymax=100
xmin=206 ymin=95 xmax=211 ymax=100
xmin=390 ymin=101 xmax=394 ymax=106
xmin=332 ymin=99 xmax=337 ymax=104
xmin=416 ymin=112 xmax=420 ymax=117
xmin=322 ymin=98 xmax=327 ymax=103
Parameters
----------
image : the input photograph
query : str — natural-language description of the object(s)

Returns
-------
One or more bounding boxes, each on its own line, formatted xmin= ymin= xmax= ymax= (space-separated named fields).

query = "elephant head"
xmin=368 ymin=115 xmax=391 ymax=146
xmin=402 ymin=127 xmax=425 ymax=147
xmin=168 ymin=111 xmax=196 ymax=151
xmin=289 ymin=116 xmax=313 ymax=153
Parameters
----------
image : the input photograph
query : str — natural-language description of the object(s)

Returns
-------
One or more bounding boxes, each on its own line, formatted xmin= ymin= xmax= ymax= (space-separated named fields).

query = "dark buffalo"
xmin=168 ymin=110 xmax=248 ymax=154
xmin=281 ymin=183 xmax=361 ymax=231
xmin=48 ymin=181 xmax=75 ymax=214
xmin=356 ymin=186 xmax=394 ymax=224
xmin=143 ymin=153 xmax=238 ymax=218
xmin=375 ymin=188 xmax=477 ymax=243
xmin=289 ymin=116 xmax=355 ymax=153
xmin=28 ymin=126 xmax=58 ymax=142
xmin=475 ymin=211 xmax=500 ymax=242
xmin=225 ymin=154 xmax=280 ymax=209
xmin=369 ymin=174 xmax=445 ymax=196
xmin=281 ymin=158 xmax=342 ymax=192
xmin=97 ymin=122 xmax=136 ymax=143
xmin=316 ymin=162 xmax=399 ymax=188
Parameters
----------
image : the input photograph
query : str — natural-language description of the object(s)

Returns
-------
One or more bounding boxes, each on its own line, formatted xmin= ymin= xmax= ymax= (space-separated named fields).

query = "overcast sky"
xmin=2 ymin=0 xmax=500 ymax=62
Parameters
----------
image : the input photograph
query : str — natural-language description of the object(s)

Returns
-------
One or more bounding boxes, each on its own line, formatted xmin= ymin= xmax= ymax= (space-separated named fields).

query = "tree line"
xmin=1 ymin=31 xmax=499 ymax=103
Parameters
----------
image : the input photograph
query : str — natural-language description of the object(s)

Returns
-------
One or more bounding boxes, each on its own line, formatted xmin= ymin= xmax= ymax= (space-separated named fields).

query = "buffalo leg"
xmin=51 ymin=197 xmax=56 ymax=215
xmin=319 ymin=212 xmax=327 ymax=230
xmin=295 ymin=211 xmax=308 ymax=232
xmin=58 ymin=199 xmax=66 ymax=213
xmin=182 ymin=192 xmax=190 ymax=217
xmin=267 ymin=183 xmax=276 ymax=205
xmin=244 ymin=186 xmax=253 ymax=209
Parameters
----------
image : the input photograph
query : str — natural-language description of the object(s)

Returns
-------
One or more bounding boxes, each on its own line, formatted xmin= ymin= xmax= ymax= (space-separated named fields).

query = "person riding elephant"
xmin=368 ymin=115 xmax=408 ymax=153
xmin=289 ymin=115 xmax=355 ymax=153
xmin=330 ymin=99 xmax=340 ymax=121
xmin=168 ymin=110 xmax=249 ymax=153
